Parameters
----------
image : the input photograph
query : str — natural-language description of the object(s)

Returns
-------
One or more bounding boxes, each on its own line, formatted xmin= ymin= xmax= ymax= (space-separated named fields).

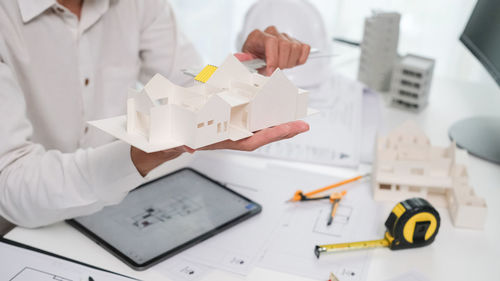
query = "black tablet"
xmin=67 ymin=168 xmax=262 ymax=271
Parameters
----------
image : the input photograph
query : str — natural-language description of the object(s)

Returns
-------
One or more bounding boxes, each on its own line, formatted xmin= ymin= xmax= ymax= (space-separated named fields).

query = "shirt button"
xmin=84 ymin=78 xmax=90 ymax=86
xmin=84 ymin=126 xmax=89 ymax=134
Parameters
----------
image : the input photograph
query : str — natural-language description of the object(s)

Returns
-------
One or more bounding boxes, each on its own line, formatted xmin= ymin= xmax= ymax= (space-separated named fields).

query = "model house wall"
xmin=193 ymin=95 xmax=231 ymax=148
xmin=248 ymin=70 xmax=299 ymax=132
xmin=372 ymin=121 xmax=487 ymax=229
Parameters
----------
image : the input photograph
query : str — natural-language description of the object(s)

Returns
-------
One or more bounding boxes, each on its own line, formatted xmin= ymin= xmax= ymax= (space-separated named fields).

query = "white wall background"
xmin=169 ymin=0 xmax=495 ymax=85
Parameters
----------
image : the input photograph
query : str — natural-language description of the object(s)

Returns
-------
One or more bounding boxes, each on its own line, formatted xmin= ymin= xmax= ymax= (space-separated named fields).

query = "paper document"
xmin=250 ymin=73 xmax=364 ymax=167
xmin=155 ymin=153 xmax=381 ymax=281
xmin=155 ymin=257 xmax=213 ymax=281
xmin=0 ymin=240 xmax=136 ymax=281
xmin=360 ymin=87 xmax=383 ymax=163
xmin=255 ymin=165 xmax=382 ymax=281
xmin=384 ymin=271 xmax=433 ymax=281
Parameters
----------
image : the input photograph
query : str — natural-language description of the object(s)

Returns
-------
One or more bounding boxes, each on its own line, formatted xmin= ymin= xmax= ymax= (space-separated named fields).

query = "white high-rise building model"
xmin=358 ymin=11 xmax=401 ymax=92
xmin=390 ymin=54 xmax=435 ymax=111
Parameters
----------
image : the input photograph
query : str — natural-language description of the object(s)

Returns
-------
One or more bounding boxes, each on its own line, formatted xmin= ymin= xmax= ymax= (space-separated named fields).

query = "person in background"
xmin=0 ymin=0 xmax=311 ymax=228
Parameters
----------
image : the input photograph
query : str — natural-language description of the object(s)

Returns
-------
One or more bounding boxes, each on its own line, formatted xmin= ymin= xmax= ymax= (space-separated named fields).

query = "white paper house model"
xmin=89 ymin=55 xmax=313 ymax=152
xmin=372 ymin=121 xmax=487 ymax=229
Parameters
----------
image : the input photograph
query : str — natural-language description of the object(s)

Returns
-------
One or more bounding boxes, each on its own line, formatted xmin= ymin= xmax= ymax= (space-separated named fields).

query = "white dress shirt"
xmin=0 ymin=0 xmax=203 ymax=227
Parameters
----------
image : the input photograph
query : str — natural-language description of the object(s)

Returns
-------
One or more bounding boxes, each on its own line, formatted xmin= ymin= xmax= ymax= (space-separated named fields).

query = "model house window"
xmin=381 ymin=166 xmax=393 ymax=173
xmin=208 ymin=120 xmax=214 ymax=125
xmin=379 ymin=184 xmax=391 ymax=190
xmin=401 ymin=79 xmax=420 ymax=89
xmin=409 ymin=186 xmax=421 ymax=192
xmin=223 ymin=121 xmax=228 ymax=131
xmin=217 ymin=123 xmax=221 ymax=133
xmin=402 ymin=69 xmax=422 ymax=79
xmin=399 ymin=89 xmax=418 ymax=99
xmin=410 ymin=168 xmax=424 ymax=175
xmin=197 ymin=122 xmax=204 ymax=128
xmin=157 ymin=97 xmax=169 ymax=105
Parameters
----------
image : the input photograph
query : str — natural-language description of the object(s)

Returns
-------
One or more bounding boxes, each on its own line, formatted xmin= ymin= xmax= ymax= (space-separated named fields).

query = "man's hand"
xmin=242 ymin=26 xmax=311 ymax=75
xmin=131 ymin=145 xmax=195 ymax=177
xmin=131 ymin=121 xmax=309 ymax=176
xmin=199 ymin=120 xmax=309 ymax=151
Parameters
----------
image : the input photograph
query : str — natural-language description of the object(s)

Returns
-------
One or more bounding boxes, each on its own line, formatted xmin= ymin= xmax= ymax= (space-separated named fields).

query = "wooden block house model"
xmin=358 ymin=11 xmax=401 ymax=92
xmin=390 ymin=54 xmax=435 ymax=112
xmin=372 ymin=121 xmax=487 ymax=229
xmin=90 ymin=55 xmax=312 ymax=153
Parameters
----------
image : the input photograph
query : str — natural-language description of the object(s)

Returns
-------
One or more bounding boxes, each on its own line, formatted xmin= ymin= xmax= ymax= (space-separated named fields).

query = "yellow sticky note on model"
xmin=194 ymin=65 xmax=218 ymax=83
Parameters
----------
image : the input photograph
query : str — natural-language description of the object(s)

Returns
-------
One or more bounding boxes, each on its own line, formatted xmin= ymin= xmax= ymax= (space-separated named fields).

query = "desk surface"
xmin=5 ymin=52 xmax=500 ymax=281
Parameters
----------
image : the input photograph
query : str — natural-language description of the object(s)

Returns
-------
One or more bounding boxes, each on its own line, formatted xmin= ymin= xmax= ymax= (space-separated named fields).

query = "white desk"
xmin=5 ymin=55 xmax=500 ymax=281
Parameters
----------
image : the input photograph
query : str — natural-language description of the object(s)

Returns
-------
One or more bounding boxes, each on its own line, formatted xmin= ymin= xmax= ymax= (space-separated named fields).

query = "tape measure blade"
xmin=316 ymin=238 xmax=390 ymax=256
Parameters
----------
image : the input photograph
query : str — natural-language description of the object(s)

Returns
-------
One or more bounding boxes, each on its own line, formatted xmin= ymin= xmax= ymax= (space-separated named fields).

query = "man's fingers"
xmin=243 ymin=26 xmax=311 ymax=74
xmin=237 ymin=121 xmax=309 ymax=151
xmin=264 ymin=27 xmax=293 ymax=70
xmin=264 ymin=25 xmax=280 ymax=36
xmin=281 ymin=33 xmax=301 ymax=67
xmin=234 ymin=52 xmax=257 ymax=62
xmin=289 ymin=42 xmax=302 ymax=68
xmin=197 ymin=121 xmax=309 ymax=152
xmin=278 ymin=39 xmax=291 ymax=69
xmin=264 ymin=34 xmax=279 ymax=74
xmin=298 ymin=43 xmax=311 ymax=65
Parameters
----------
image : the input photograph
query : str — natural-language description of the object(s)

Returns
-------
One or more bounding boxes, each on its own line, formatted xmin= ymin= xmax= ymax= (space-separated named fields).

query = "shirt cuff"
xmin=87 ymin=141 xmax=145 ymax=204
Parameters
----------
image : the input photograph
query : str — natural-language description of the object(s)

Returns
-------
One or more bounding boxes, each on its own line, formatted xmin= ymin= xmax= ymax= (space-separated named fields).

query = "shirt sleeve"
xmin=0 ymin=51 xmax=148 ymax=228
xmin=137 ymin=0 xmax=204 ymax=86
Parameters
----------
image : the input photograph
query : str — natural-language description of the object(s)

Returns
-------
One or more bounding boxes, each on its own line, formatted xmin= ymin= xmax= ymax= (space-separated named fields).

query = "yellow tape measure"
xmin=315 ymin=197 xmax=440 ymax=258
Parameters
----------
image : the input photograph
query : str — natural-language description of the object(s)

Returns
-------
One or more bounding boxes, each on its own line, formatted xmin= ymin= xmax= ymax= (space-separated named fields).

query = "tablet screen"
xmin=70 ymin=168 xmax=261 ymax=269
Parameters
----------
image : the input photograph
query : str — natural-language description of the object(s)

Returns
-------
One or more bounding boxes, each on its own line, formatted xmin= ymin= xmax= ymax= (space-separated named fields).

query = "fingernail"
xmin=301 ymin=122 xmax=310 ymax=132
xmin=266 ymin=66 xmax=276 ymax=76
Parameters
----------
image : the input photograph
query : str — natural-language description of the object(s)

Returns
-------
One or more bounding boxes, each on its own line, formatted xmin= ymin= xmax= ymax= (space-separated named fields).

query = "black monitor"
xmin=449 ymin=0 xmax=500 ymax=164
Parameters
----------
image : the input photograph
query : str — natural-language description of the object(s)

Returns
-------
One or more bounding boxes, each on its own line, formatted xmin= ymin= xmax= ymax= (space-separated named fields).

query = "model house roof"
xmin=138 ymin=54 xmax=299 ymax=115
xmin=216 ymin=91 xmax=250 ymax=107
xmin=205 ymin=55 xmax=253 ymax=89
xmin=385 ymin=120 xmax=430 ymax=147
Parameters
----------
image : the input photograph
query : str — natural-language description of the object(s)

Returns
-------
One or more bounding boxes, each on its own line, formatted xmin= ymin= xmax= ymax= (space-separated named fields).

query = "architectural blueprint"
xmin=0 ymin=240 xmax=135 ymax=281
xmin=153 ymin=154 xmax=383 ymax=281
xmin=10 ymin=267 xmax=72 ymax=281
xmin=250 ymin=72 xmax=364 ymax=167
xmin=253 ymin=165 xmax=382 ymax=281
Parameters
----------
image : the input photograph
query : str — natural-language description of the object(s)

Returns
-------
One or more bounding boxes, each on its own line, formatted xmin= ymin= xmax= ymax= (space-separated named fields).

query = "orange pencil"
xmin=286 ymin=173 xmax=369 ymax=203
